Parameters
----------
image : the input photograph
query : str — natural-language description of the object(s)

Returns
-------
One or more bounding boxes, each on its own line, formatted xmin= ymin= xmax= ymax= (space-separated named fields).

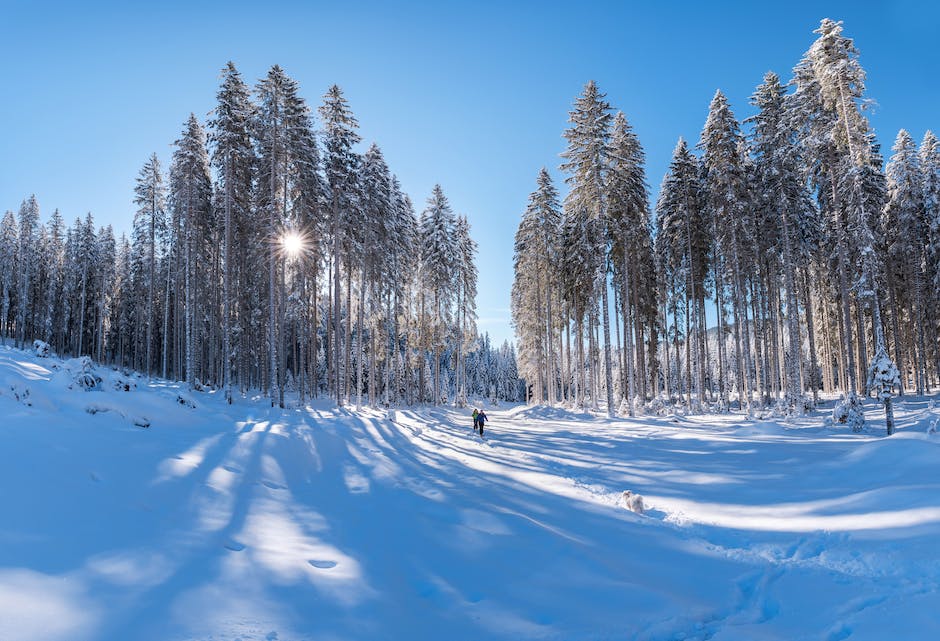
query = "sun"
xmin=282 ymin=232 xmax=304 ymax=256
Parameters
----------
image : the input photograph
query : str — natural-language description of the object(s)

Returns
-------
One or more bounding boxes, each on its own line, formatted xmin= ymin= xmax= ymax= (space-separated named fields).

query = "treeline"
xmin=512 ymin=19 xmax=939 ymax=416
xmin=1 ymin=63 xmax=523 ymax=406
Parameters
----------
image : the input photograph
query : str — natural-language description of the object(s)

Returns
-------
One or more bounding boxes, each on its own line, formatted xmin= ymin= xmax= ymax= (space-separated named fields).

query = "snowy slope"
xmin=1 ymin=344 xmax=939 ymax=641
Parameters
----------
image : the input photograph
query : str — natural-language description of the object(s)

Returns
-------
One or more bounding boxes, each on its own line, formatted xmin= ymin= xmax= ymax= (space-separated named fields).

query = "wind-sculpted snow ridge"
xmin=1 ymin=343 xmax=939 ymax=640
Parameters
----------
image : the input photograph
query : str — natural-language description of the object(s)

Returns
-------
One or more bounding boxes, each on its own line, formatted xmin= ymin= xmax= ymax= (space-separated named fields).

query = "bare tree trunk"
xmin=600 ymin=270 xmax=615 ymax=417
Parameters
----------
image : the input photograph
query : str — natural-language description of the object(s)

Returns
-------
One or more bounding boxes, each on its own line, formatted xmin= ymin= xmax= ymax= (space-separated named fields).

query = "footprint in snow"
xmin=260 ymin=480 xmax=286 ymax=490
xmin=224 ymin=540 xmax=246 ymax=552
xmin=308 ymin=559 xmax=337 ymax=569
xmin=222 ymin=464 xmax=242 ymax=474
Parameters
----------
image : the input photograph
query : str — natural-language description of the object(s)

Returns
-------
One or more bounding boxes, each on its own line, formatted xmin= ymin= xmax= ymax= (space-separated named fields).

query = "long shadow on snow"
xmin=92 ymin=412 xmax=276 ymax=641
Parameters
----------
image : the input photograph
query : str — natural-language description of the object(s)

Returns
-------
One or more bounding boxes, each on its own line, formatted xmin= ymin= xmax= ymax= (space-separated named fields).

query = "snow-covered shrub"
xmin=832 ymin=392 xmax=866 ymax=432
xmin=771 ymin=394 xmax=814 ymax=418
xmin=644 ymin=397 xmax=667 ymax=416
xmin=133 ymin=416 xmax=151 ymax=428
xmin=67 ymin=356 xmax=102 ymax=391
xmin=108 ymin=371 xmax=137 ymax=392
xmin=928 ymin=418 xmax=939 ymax=435
xmin=32 ymin=340 xmax=50 ymax=357
xmin=176 ymin=393 xmax=196 ymax=409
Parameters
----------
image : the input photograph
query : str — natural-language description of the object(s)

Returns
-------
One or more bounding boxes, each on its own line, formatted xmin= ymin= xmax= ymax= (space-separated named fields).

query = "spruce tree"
xmin=560 ymin=80 xmax=615 ymax=415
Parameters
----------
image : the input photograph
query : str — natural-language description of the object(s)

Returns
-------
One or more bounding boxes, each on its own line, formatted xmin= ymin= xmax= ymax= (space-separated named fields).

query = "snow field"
xmin=1 ymin=344 xmax=939 ymax=640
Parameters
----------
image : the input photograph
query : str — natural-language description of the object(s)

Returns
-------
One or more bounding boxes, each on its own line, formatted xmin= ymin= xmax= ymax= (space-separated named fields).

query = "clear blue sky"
xmin=2 ymin=0 xmax=938 ymax=347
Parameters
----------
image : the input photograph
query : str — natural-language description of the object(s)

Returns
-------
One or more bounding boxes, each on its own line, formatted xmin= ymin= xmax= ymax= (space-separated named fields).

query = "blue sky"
xmin=2 ymin=0 xmax=938 ymax=347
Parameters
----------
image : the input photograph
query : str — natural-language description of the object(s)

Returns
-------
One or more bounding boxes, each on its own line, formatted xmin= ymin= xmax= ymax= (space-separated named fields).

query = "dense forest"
xmin=1 ymin=64 xmax=524 ymax=406
xmin=512 ymin=19 xmax=936 ymax=427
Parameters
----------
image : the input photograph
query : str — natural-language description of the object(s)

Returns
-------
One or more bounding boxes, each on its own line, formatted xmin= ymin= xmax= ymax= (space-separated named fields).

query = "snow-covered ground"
xmin=2 ymin=344 xmax=939 ymax=641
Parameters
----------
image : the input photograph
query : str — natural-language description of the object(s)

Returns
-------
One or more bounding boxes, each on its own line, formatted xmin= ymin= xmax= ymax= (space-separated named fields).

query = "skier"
xmin=471 ymin=408 xmax=479 ymax=432
xmin=476 ymin=409 xmax=488 ymax=436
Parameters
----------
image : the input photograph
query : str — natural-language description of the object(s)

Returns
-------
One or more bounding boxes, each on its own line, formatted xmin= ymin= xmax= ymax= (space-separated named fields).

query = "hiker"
xmin=472 ymin=408 xmax=479 ymax=431
xmin=476 ymin=409 xmax=488 ymax=436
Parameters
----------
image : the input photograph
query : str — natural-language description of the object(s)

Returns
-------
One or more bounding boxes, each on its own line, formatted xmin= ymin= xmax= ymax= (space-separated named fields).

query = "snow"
xmin=2 ymin=343 xmax=940 ymax=640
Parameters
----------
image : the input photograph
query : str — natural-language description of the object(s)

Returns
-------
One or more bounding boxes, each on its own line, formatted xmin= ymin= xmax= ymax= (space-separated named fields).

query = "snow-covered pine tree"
xmin=797 ymin=18 xmax=889 ymax=399
xmin=560 ymin=80 xmax=615 ymax=415
xmin=606 ymin=112 xmax=655 ymax=414
xmin=208 ymin=61 xmax=255 ymax=403
xmin=699 ymin=91 xmax=754 ymax=412
xmin=319 ymin=85 xmax=362 ymax=406
xmin=655 ymin=138 xmax=708 ymax=410
xmin=255 ymin=65 xmax=299 ymax=407
xmin=15 ymin=195 xmax=40 ymax=350
xmin=359 ymin=144 xmax=393 ymax=407
xmin=94 ymin=225 xmax=116 ymax=362
xmin=0 ymin=211 xmax=17 ymax=342
xmin=883 ymin=130 xmax=928 ymax=394
xmin=748 ymin=71 xmax=819 ymax=413
xmin=387 ymin=178 xmax=419 ymax=405
xmin=40 ymin=209 xmax=65 ymax=352
xmin=131 ymin=154 xmax=166 ymax=377
xmin=419 ymin=185 xmax=457 ymax=405
xmin=922 ymin=131 xmax=940 ymax=383
xmin=512 ymin=168 xmax=562 ymax=405
xmin=285 ymin=86 xmax=323 ymax=403
xmin=170 ymin=114 xmax=213 ymax=390
xmin=453 ymin=214 xmax=478 ymax=407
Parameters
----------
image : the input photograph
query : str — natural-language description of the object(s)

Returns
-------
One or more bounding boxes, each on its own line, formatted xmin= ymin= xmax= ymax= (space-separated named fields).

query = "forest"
xmin=0 ymin=64 xmax=524 ymax=407
xmin=512 ymin=19 xmax=937 ymax=429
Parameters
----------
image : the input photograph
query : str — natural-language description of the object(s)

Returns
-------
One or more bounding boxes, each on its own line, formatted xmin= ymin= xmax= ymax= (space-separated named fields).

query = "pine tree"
xmin=15 ymin=195 xmax=40 ymax=349
xmin=170 ymin=114 xmax=213 ymax=389
xmin=0 ymin=211 xmax=17 ymax=341
xmin=319 ymin=85 xmax=362 ymax=405
xmin=922 ymin=131 xmax=940 ymax=382
xmin=419 ymin=185 xmax=457 ymax=404
xmin=41 ymin=209 xmax=65 ymax=351
xmin=700 ymin=90 xmax=754 ymax=412
xmin=748 ymin=71 xmax=819 ymax=412
xmin=453 ymin=214 xmax=478 ymax=406
xmin=883 ymin=130 xmax=927 ymax=394
xmin=512 ymin=168 xmax=562 ymax=404
xmin=208 ymin=61 xmax=255 ymax=403
xmin=561 ymin=80 xmax=615 ymax=415
xmin=655 ymin=139 xmax=708 ymax=409
xmin=132 ymin=153 xmax=166 ymax=376
xmin=606 ymin=112 xmax=655 ymax=414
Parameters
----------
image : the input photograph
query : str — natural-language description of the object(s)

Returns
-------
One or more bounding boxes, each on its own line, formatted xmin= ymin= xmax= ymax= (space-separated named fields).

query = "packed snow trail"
xmin=1 ymin=346 xmax=940 ymax=640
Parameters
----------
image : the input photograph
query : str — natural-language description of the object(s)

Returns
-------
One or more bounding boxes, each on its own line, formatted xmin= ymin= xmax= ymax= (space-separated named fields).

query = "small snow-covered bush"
xmin=32 ymin=340 xmax=50 ymax=358
xmin=771 ymin=395 xmax=814 ymax=418
xmin=108 ymin=371 xmax=137 ymax=392
xmin=832 ymin=392 xmax=865 ymax=432
xmin=928 ymin=418 xmax=939 ymax=435
xmin=644 ymin=396 xmax=668 ymax=416
xmin=66 ymin=356 xmax=102 ymax=391
xmin=176 ymin=393 xmax=196 ymax=408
